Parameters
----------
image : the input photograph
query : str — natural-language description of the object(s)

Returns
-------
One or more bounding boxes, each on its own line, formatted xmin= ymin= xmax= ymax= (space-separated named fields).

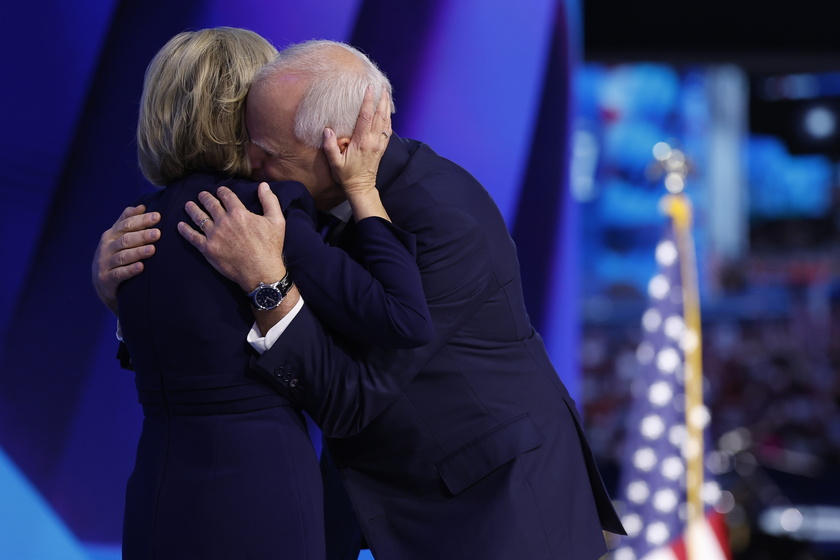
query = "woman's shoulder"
xmin=262 ymin=180 xmax=317 ymax=217
xmin=263 ymin=180 xmax=313 ymax=205
xmin=180 ymin=174 xmax=315 ymax=214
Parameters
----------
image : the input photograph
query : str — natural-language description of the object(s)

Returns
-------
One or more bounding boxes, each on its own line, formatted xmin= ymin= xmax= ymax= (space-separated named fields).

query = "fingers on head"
xmin=376 ymin=88 xmax=390 ymax=113
xmin=357 ymin=85 xmax=376 ymax=124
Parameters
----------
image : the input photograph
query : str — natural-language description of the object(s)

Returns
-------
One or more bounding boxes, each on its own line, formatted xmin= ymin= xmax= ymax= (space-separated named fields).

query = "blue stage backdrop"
xmin=1 ymin=0 xmax=581 ymax=555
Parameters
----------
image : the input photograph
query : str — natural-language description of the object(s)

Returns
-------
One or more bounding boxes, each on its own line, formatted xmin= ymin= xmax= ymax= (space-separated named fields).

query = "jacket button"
xmin=290 ymin=378 xmax=304 ymax=392
xmin=273 ymin=366 xmax=285 ymax=377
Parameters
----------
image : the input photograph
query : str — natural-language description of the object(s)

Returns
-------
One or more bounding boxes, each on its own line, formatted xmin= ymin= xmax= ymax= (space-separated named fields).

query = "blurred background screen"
xmin=580 ymin=2 xmax=840 ymax=558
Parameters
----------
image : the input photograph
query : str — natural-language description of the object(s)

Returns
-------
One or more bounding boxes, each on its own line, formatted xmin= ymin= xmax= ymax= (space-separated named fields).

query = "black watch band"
xmin=246 ymin=272 xmax=292 ymax=311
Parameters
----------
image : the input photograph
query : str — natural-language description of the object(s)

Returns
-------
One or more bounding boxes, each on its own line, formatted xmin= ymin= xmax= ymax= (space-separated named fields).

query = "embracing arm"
xmin=176 ymin=179 xmax=431 ymax=348
xmin=285 ymin=86 xmax=430 ymax=347
xmin=177 ymin=85 xmax=430 ymax=348
xmin=251 ymin=206 xmax=493 ymax=437
xmin=282 ymin=208 xmax=431 ymax=348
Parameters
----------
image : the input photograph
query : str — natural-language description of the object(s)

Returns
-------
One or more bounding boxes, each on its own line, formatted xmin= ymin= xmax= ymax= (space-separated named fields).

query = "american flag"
xmin=612 ymin=195 xmax=730 ymax=560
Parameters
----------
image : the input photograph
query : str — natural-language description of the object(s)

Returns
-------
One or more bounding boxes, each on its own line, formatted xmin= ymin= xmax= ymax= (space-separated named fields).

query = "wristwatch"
xmin=247 ymin=273 xmax=292 ymax=310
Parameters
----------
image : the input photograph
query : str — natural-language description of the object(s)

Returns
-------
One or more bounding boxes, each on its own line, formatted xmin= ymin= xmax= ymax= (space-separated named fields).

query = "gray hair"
xmin=254 ymin=40 xmax=394 ymax=147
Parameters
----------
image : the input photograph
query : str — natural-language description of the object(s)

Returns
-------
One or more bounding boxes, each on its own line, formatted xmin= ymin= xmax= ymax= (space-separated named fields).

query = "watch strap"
xmin=247 ymin=272 xmax=292 ymax=310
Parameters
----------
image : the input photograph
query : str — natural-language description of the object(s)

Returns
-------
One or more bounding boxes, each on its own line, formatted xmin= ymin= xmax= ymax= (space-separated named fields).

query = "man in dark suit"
xmin=97 ymin=39 xmax=624 ymax=560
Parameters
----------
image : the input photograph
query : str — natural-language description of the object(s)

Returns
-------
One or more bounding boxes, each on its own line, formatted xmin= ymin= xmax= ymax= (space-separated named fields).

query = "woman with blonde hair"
xmin=114 ymin=27 xmax=430 ymax=559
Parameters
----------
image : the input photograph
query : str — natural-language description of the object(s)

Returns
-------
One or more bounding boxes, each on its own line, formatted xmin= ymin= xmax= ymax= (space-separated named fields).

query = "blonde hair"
xmin=137 ymin=27 xmax=278 ymax=186
xmin=253 ymin=40 xmax=394 ymax=148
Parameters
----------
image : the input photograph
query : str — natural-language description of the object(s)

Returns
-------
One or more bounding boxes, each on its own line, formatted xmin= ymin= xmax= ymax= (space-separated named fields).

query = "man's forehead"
xmin=274 ymin=72 xmax=304 ymax=84
xmin=245 ymin=92 xmax=284 ymax=134
xmin=245 ymin=84 xmax=274 ymax=116
xmin=253 ymin=72 xmax=307 ymax=100
xmin=248 ymin=75 xmax=305 ymax=120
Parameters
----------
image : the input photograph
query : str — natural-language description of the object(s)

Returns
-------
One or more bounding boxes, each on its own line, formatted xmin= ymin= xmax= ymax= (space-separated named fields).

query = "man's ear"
xmin=337 ymin=136 xmax=351 ymax=154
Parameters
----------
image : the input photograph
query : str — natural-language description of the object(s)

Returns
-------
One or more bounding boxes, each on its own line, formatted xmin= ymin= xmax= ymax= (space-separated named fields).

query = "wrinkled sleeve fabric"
xmin=252 ymin=203 xmax=493 ymax=437
xmin=266 ymin=178 xmax=431 ymax=349
xmin=283 ymin=209 xmax=432 ymax=349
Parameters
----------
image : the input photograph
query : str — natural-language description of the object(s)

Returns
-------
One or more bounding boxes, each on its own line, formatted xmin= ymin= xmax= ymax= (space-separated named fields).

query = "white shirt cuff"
xmin=247 ymin=296 xmax=305 ymax=355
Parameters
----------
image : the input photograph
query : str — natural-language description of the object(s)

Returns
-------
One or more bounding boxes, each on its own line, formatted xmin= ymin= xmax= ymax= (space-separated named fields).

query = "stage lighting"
xmin=802 ymin=105 xmax=836 ymax=139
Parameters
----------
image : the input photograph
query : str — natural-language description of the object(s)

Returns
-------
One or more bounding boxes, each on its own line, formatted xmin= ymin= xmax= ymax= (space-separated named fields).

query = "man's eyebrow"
xmin=244 ymin=123 xmax=277 ymax=156
xmin=250 ymin=136 xmax=277 ymax=157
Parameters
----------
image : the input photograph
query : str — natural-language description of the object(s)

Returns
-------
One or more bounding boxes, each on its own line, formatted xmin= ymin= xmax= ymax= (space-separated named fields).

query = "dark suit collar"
xmin=376 ymin=133 xmax=414 ymax=195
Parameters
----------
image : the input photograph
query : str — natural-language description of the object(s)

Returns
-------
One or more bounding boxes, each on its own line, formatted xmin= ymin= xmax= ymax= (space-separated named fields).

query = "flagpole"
xmin=657 ymin=142 xmax=704 ymax=560
xmin=664 ymin=193 xmax=705 ymax=560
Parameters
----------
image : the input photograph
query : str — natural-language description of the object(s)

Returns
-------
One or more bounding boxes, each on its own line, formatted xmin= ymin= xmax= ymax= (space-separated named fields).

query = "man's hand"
xmin=93 ymin=205 xmax=161 ymax=314
xmin=178 ymin=183 xmax=287 ymax=293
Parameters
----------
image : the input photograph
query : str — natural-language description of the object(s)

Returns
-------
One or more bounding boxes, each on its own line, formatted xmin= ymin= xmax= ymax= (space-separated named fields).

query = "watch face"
xmin=255 ymin=287 xmax=282 ymax=310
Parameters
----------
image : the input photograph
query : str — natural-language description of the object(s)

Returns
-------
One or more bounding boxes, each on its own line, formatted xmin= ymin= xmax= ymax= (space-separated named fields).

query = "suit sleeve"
xmin=274 ymin=179 xmax=432 ymax=349
xmin=252 ymin=204 xmax=493 ymax=437
xmin=283 ymin=208 xmax=432 ymax=349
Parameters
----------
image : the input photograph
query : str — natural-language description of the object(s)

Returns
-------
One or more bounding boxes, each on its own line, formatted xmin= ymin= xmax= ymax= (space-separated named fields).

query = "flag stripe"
xmin=614 ymin=193 xmax=730 ymax=560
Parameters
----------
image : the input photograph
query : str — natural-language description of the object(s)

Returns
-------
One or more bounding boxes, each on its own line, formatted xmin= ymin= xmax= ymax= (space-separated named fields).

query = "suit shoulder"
xmin=384 ymin=144 xmax=498 ymax=225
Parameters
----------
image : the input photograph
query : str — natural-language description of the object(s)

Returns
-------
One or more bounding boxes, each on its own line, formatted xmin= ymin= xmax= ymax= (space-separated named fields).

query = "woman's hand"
xmin=323 ymin=85 xmax=392 ymax=221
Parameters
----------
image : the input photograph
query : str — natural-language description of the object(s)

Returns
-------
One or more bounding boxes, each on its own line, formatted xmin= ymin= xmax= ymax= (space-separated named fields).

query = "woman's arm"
xmin=282 ymin=204 xmax=431 ymax=349
xmin=283 ymin=85 xmax=431 ymax=348
xmin=253 ymin=206 xmax=492 ymax=437
xmin=174 ymin=87 xmax=431 ymax=348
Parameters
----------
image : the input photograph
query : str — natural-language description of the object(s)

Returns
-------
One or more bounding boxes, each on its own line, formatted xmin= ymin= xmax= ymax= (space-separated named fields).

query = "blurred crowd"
xmin=580 ymin=284 xmax=840 ymax=558
xmin=582 ymin=292 xmax=840 ymax=470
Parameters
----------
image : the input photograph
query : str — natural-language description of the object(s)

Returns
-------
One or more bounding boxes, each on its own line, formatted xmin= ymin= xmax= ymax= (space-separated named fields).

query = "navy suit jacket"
xmin=253 ymin=138 xmax=625 ymax=560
